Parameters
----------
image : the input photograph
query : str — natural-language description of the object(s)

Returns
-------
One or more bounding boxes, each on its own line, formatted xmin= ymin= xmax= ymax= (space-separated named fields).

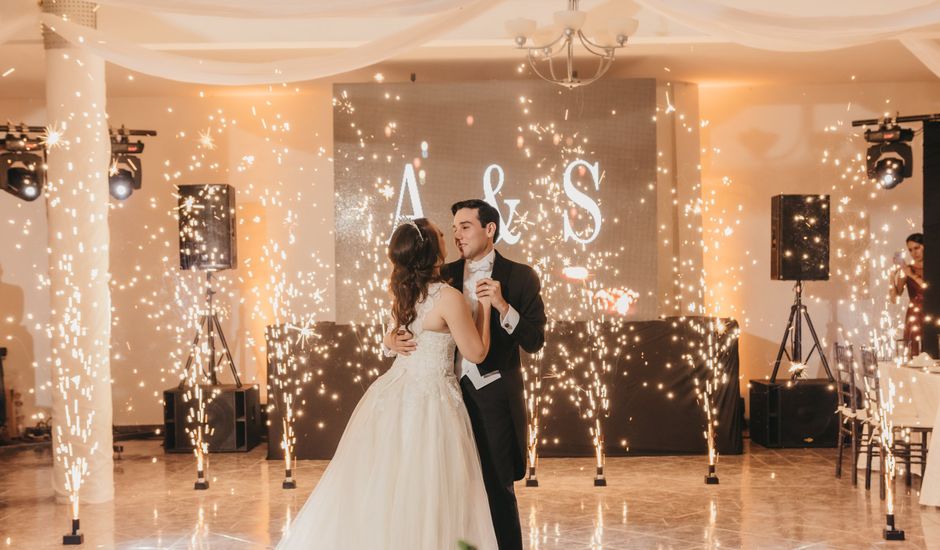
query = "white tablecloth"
xmin=877 ymin=361 xmax=940 ymax=507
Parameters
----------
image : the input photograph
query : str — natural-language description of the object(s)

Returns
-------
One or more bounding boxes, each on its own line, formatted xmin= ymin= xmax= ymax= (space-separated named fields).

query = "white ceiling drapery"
xmin=634 ymin=0 xmax=940 ymax=78
xmin=900 ymin=37 xmax=940 ymax=80
xmin=3 ymin=0 xmax=938 ymax=84
xmin=36 ymin=0 xmax=502 ymax=86
xmin=634 ymin=0 xmax=940 ymax=52
xmin=0 ymin=11 xmax=38 ymax=47
xmin=89 ymin=0 xmax=481 ymax=18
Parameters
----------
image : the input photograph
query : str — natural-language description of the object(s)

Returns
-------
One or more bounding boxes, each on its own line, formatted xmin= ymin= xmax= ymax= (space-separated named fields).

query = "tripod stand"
xmin=770 ymin=281 xmax=834 ymax=383
xmin=178 ymin=271 xmax=242 ymax=389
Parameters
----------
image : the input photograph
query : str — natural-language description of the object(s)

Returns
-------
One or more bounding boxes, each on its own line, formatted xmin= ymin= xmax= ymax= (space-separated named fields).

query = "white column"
xmin=43 ymin=0 xmax=114 ymax=504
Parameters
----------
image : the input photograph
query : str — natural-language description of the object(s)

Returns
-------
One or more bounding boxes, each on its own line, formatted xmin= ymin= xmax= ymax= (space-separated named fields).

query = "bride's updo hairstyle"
xmin=388 ymin=217 xmax=444 ymax=332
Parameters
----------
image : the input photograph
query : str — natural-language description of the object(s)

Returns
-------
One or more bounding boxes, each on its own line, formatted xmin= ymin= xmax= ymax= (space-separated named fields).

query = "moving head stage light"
xmin=109 ymin=126 xmax=157 ymax=200
xmin=0 ymin=124 xmax=157 ymax=201
xmin=863 ymin=121 xmax=914 ymax=189
xmin=0 ymin=125 xmax=46 ymax=202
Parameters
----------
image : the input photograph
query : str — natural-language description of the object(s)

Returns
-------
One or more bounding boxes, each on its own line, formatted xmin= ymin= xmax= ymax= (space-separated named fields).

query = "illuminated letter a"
xmin=394 ymin=163 xmax=425 ymax=223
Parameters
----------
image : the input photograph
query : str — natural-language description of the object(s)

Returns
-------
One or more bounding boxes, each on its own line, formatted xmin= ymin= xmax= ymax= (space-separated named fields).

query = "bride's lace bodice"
xmin=385 ymin=282 xmax=460 ymax=404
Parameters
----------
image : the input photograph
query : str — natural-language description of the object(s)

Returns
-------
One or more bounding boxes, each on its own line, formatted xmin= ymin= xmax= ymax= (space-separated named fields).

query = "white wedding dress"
xmin=276 ymin=282 xmax=498 ymax=550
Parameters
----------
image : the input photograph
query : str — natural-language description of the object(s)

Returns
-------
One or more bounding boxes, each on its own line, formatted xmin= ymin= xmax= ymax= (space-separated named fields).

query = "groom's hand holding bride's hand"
xmin=475 ymin=278 xmax=508 ymax=316
xmin=384 ymin=329 xmax=417 ymax=356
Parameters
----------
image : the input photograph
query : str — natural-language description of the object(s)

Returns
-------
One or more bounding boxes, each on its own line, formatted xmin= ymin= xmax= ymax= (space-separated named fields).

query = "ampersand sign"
xmin=482 ymin=164 xmax=521 ymax=245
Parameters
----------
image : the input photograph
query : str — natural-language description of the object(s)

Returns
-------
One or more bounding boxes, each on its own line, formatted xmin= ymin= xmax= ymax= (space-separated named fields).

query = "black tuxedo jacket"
xmin=442 ymin=251 xmax=547 ymax=375
xmin=443 ymin=251 xmax=546 ymax=482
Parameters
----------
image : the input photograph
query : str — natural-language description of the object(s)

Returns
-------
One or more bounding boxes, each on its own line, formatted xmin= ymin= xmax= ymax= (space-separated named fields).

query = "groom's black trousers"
xmin=460 ymin=376 xmax=523 ymax=550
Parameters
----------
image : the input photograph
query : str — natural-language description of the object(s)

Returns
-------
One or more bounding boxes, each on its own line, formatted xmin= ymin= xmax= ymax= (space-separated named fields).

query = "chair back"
xmin=834 ymin=343 xmax=858 ymax=413
xmin=858 ymin=346 xmax=881 ymax=420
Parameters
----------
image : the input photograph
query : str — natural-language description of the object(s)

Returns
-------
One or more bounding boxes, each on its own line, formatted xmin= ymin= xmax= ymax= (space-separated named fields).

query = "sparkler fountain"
xmin=42 ymin=1 xmax=115 ymax=542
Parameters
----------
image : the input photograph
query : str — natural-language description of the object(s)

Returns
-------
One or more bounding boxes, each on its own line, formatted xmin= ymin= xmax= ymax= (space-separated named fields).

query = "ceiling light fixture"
xmin=507 ymin=0 xmax=638 ymax=89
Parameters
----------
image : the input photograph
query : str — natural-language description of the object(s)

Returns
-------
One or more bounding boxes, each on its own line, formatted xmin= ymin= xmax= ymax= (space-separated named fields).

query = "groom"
xmin=388 ymin=199 xmax=546 ymax=550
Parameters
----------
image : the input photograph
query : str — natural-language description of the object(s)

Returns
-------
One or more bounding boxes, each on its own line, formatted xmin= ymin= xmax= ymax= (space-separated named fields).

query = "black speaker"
xmin=178 ymin=184 xmax=237 ymax=271
xmin=749 ymin=379 xmax=838 ymax=448
xmin=163 ymin=384 xmax=261 ymax=453
xmin=771 ymin=194 xmax=830 ymax=281
xmin=922 ymin=122 xmax=940 ymax=357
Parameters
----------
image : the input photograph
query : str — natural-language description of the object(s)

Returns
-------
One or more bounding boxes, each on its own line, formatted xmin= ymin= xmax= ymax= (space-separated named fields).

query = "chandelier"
xmin=506 ymin=0 xmax=638 ymax=89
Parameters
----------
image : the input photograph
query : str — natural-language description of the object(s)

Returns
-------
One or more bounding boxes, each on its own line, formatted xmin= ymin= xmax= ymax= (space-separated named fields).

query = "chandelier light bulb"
xmin=506 ymin=17 xmax=537 ymax=42
xmin=553 ymin=9 xmax=587 ymax=32
xmin=608 ymin=17 xmax=639 ymax=38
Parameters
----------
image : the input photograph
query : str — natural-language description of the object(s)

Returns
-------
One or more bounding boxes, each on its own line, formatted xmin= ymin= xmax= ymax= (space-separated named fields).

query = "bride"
xmin=276 ymin=218 xmax=498 ymax=550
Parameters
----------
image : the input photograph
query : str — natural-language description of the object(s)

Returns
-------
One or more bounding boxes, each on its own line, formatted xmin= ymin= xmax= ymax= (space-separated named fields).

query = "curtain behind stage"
xmin=266 ymin=317 xmax=742 ymax=460
xmin=537 ymin=319 xmax=742 ymax=457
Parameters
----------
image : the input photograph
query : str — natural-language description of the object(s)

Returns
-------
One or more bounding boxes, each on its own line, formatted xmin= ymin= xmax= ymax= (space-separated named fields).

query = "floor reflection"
xmin=0 ymin=440 xmax=938 ymax=549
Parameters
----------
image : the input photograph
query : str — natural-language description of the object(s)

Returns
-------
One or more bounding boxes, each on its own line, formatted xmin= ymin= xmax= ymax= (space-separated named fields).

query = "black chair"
xmin=894 ymin=425 xmax=931 ymax=487
xmin=858 ymin=347 xmax=932 ymax=497
xmin=834 ymin=343 xmax=863 ymax=485
xmin=858 ymin=346 xmax=886 ymax=499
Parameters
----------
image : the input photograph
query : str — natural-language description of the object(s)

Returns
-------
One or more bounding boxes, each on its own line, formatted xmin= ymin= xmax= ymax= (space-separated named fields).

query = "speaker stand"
xmin=179 ymin=271 xmax=242 ymax=389
xmin=770 ymin=281 xmax=834 ymax=383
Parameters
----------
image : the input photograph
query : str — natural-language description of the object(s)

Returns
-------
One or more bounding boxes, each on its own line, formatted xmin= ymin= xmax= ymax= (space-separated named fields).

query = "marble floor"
xmin=1 ymin=440 xmax=939 ymax=549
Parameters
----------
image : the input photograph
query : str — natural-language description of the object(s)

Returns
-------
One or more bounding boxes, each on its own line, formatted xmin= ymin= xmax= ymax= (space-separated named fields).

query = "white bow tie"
xmin=467 ymin=258 xmax=493 ymax=275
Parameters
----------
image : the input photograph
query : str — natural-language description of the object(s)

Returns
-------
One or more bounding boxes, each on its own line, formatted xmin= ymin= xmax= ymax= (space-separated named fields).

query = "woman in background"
xmin=891 ymin=233 xmax=926 ymax=355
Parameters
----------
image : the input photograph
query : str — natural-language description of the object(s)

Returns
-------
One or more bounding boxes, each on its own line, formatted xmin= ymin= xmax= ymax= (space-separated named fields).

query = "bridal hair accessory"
xmin=405 ymin=219 xmax=425 ymax=242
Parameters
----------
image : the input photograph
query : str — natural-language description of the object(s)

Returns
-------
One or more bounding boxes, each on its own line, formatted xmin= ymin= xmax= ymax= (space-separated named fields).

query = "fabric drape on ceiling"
xmin=91 ymin=0 xmax=482 ymax=18
xmin=0 ymin=11 xmax=37 ymax=47
xmin=38 ymin=0 xmax=502 ymax=86
xmin=7 ymin=0 xmax=940 ymax=85
xmin=635 ymin=0 xmax=940 ymax=77
xmin=901 ymin=38 xmax=940 ymax=80
xmin=634 ymin=0 xmax=940 ymax=52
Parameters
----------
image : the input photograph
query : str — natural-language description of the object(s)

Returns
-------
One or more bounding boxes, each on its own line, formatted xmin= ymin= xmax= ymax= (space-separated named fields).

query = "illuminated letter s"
xmin=562 ymin=160 xmax=602 ymax=245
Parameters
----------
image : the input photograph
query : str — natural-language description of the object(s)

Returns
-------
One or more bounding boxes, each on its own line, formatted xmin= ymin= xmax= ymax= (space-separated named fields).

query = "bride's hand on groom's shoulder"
xmin=384 ymin=329 xmax=417 ymax=356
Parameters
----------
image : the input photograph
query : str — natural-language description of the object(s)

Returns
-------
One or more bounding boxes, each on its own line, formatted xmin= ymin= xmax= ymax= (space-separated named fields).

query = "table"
xmin=878 ymin=361 xmax=940 ymax=507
